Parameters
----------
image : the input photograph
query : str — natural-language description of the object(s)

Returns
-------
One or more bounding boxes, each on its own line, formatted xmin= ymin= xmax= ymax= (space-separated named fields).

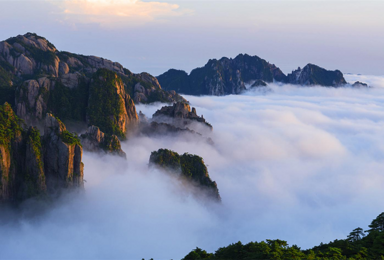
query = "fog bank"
xmin=1 ymin=74 xmax=384 ymax=259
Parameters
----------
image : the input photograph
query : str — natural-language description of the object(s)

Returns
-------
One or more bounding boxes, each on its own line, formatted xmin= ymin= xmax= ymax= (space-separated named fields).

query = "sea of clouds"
xmin=1 ymin=74 xmax=384 ymax=260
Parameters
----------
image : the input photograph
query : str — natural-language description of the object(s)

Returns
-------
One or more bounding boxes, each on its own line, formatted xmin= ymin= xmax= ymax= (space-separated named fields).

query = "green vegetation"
xmin=150 ymin=149 xmax=211 ymax=182
xmin=150 ymin=149 xmax=181 ymax=170
xmin=87 ymin=69 xmax=126 ymax=137
xmin=26 ymin=127 xmax=44 ymax=170
xmin=102 ymin=135 xmax=121 ymax=152
xmin=0 ymin=103 xmax=22 ymax=146
xmin=0 ymin=59 xmax=15 ymax=106
xmin=182 ymin=212 xmax=384 ymax=260
xmin=150 ymin=149 xmax=220 ymax=200
xmin=24 ymin=127 xmax=46 ymax=198
xmin=60 ymin=130 xmax=82 ymax=147
xmin=48 ymin=79 xmax=89 ymax=121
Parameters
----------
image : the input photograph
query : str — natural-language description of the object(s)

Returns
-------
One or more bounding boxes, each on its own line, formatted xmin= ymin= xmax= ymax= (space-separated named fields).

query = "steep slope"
xmin=0 ymin=103 xmax=84 ymax=204
xmin=157 ymin=54 xmax=286 ymax=96
xmin=149 ymin=149 xmax=221 ymax=202
xmin=87 ymin=69 xmax=138 ymax=138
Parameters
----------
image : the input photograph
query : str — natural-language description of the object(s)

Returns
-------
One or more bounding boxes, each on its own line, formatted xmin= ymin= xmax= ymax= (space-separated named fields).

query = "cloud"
xmin=51 ymin=0 xmax=185 ymax=27
xmin=2 ymin=75 xmax=384 ymax=259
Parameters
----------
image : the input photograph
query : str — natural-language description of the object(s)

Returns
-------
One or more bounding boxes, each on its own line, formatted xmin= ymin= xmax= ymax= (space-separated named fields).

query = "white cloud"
xmin=2 ymin=76 xmax=384 ymax=259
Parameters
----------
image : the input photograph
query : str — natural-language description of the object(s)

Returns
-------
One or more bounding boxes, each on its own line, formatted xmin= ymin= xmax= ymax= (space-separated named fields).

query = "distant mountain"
xmin=157 ymin=54 xmax=350 ymax=96
xmin=157 ymin=54 xmax=286 ymax=96
xmin=286 ymin=64 xmax=346 ymax=86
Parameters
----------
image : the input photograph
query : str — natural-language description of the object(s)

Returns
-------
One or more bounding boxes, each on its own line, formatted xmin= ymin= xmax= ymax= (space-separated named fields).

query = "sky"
xmin=0 ymin=0 xmax=383 ymax=76
xmin=2 ymin=74 xmax=384 ymax=259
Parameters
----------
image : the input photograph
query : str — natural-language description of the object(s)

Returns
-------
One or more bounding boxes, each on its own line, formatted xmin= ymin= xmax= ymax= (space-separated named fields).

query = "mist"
xmin=1 ymin=74 xmax=384 ymax=259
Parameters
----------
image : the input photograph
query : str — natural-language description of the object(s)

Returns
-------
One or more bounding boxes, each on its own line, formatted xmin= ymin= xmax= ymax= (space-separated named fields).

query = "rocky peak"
xmin=19 ymin=33 xmax=57 ymax=53
xmin=149 ymin=149 xmax=221 ymax=202
xmin=153 ymin=102 xmax=212 ymax=130
xmin=286 ymin=64 xmax=347 ymax=86
xmin=44 ymin=113 xmax=66 ymax=136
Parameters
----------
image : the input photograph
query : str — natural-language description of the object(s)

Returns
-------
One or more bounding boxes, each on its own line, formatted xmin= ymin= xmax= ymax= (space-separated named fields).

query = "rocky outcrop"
xmin=0 ymin=104 xmax=84 ymax=204
xmin=153 ymin=102 xmax=213 ymax=131
xmin=149 ymin=149 xmax=221 ymax=202
xmin=15 ymin=77 xmax=51 ymax=124
xmin=80 ymin=125 xmax=126 ymax=158
xmin=286 ymin=64 xmax=347 ymax=86
xmin=87 ymin=69 xmax=138 ymax=137
xmin=157 ymin=54 xmax=286 ymax=96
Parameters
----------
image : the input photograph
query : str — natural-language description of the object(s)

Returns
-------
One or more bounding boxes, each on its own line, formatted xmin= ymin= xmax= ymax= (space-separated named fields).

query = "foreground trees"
xmin=182 ymin=212 xmax=384 ymax=260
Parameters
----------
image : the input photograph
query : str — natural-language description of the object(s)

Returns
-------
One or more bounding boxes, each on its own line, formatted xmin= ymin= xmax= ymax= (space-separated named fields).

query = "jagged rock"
xmin=80 ymin=125 xmax=126 ymax=158
xmin=149 ymin=149 xmax=221 ymax=202
xmin=153 ymin=102 xmax=213 ymax=130
xmin=352 ymin=81 xmax=369 ymax=88
xmin=286 ymin=64 xmax=347 ymax=86
xmin=157 ymin=54 xmax=287 ymax=96
xmin=16 ymin=77 xmax=50 ymax=123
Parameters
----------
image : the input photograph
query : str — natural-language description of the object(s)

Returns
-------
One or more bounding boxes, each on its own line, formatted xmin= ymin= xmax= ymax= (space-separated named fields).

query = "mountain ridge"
xmin=157 ymin=53 xmax=356 ymax=96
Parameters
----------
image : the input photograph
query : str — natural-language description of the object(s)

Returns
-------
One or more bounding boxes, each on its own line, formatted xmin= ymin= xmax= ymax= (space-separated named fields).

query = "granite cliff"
xmin=0 ymin=103 xmax=83 ymax=204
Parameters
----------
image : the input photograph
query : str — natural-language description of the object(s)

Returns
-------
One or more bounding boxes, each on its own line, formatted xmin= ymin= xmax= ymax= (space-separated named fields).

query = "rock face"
xmin=157 ymin=54 xmax=286 ymax=96
xmin=80 ymin=125 xmax=126 ymax=158
xmin=149 ymin=149 xmax=220 ymax=202
xmin=87 ymin=69 xmax=139 ymax=137
xmin=153 ymin=102 xmax=213 ymax=130
xmin=286 ymin=64 xmax=347 ymax=86
xmin=0 ymin=104 xmax=84 ymax=204
xmin=0 ymin=33 xmax=184 ymax=132
xmin=43 ymin=114 xmax=84 ymax=194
